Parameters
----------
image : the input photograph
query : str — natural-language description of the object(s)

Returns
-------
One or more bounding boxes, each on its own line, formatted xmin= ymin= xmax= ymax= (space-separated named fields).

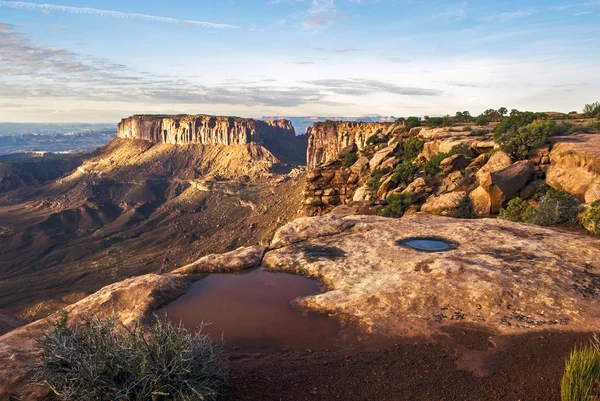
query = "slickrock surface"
xmin=172 ymin=246 xmax=266 ymax=274
xmin=0 ymin=274 xmax=189 ymax=399
xmin=548 ymin=134 xmax=600 ymax=202
xmin=263 ymin=214 xmax=600 ymax=336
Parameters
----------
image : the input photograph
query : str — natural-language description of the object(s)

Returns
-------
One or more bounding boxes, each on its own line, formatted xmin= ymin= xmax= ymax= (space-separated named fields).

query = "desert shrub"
xmin=582 ymin=201 xmax=600 ymax=235
xmin=405 ymin=117 xmax=421 ymax=131
xmin=471 ymin=128 xmax=490 ymax=137
xmin=499 ymin=197 xmax=536 ymax=223
xmin=530 ymin=188 xmax=581 ymax=226
xmin=561 ymin=339 xmax=600 ymax=401
xmin=366 ymin=133 xmax=386 ymax=146
xmin=33 ymin=312 xmax=228 ymax=401
xmin=390 ymin=161 xmax=418 ymax=187
xmin=423 ymin=152 xmax=447 ymax=176
xmin=448 ymin=143 xmax=471 ymax=157
xmin=403 ymin=137 xmax=425 ymax=161
xmin=378 ymin=193 xmax=413 ymax=218
xmin=343 ymin=152 xmax=359 ymax=168
xmin=493 ymin=110 xmax=547 ymax=143
xmin=462 ymin=126 xmax=472 ymax=132
xmin=499 ymin=120 xmax=560 ymax=160
xmin=593 ymin=122 xmax=600 ymax=133
xmin=583 ymin=102 xmax=600 ymax=118
xmin=475 ymin=115 xmax=489 ymax=126
xmin=367 ymin=168 xmax=388 ymax=192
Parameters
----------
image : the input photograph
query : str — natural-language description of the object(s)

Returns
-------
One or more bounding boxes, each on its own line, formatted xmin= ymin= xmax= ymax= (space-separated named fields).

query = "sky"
xmin=0 ymin=0 xmax=599 ymax=123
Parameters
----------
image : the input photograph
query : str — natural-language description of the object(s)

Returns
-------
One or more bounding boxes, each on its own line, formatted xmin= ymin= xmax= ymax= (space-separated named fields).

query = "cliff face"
xmin=118 ymin=115 xmax=306 ymax=165
xmin=307 ymin=121 xmax=395 ymax=168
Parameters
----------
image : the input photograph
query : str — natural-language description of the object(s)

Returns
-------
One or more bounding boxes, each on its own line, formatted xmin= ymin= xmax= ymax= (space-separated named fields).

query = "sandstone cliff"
xmin=307 ymin=121 xmax=396 ymax=168
xmin=118 ymin=115 xmax=307 ymax=165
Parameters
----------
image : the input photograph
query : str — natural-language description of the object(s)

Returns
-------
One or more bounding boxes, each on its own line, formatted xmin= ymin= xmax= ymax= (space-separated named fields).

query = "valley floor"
xmin=225 ymin=327 xmax=587 ymax=401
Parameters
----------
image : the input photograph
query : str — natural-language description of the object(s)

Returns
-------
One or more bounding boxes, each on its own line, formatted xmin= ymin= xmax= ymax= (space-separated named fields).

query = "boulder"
xmin=470 ymin=141 xmax=497 ymax=155
xmin=467 ymin=153 xmax=488 ymax=170
xmin=400 ymin=177 xmax=431 ymax=201
xmin=338 ymin=143 xmax=358 ymax=157
xmin=475 ymin=151 xmax=512 ymax=188
xmin=304 ymin=196 xmax=323 ymax=206
xmin=381 ymin=156 xmax=399 ymax=170
xmin=306 ymin=169 xmax=322 ymax=182
xmin=172 ymin=246 xmax=266 ymax=275
xmin=440 ymin=154 xmax=469 ymax=174
xmin=0 ymin=310 xmax=26 ymax=337
xmin=421 ymin=191 xmax=473 ymax=218
xmin=547 ymin=135 xmax=600 ymax=203
xmin=377 ymin=175 xmax=396 ymax=198
xmin=369 ymin=147 xmax=394 ymax=171
xmin=353 ymin=185 xmax=371 ymax=202
xmin=350 ymin=157 xmax=370 ymax=175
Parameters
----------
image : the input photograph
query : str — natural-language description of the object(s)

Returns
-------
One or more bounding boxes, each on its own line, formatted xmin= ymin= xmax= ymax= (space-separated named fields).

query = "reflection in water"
xmin=159 ymin=269 xmax=349 ymax=351
xmin=399 ymin=238 xmax=453 ymax=252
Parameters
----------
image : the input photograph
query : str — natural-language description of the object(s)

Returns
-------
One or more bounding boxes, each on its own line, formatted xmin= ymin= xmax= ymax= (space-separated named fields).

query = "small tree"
xmin=378 ymin=193 xmax=413 ymax=218
xmin=498 ymin=107 xmax=508 ymax=118
xmin=405 ymin=117 xmax=421 ymax=131
xmin=583 ymin=102 xmax=600 ymax=118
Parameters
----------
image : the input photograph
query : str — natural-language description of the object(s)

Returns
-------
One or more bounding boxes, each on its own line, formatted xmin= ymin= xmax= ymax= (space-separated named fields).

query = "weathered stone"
xmin=369 ymin=147 xmax=394 ymax=171
xmin=270 ymin=215 xmax=355 ymax=248
xmin=377 ymin=175 xmax=396 ymax=198
xmin=350 ymin=157 xmax=370 ymax=175
xmin=467 ymin=153 xmax=488 ymax=170
xmin=262 ymin=214 xmax=600 ymax=336
xmin=320 ymin=170 xmax=335 ymax=183
xmin=470 ymin=141 xmax=496 ymax=155
xmin=440 ymin=154 xmax=469 ymax=174
xmin=172 ymin=246 xmax=266 ymax=275
xmin=381 ymin=156 xmax=399 ymax=170
xmin=322 ymin=195 xmax=341 ymax=206
xmin=353 ymin=185 xmax=371 ymax=202
xmin=338 ymin=143 xmax=358 ymax=157
xmin=323 ymin=188 xmax=337 ymax=196
xmin=306 ymin=169 xmax=322 ymax=182
xmin=0 ymin=310 xmax=25 ymax=337
xmin=475 ymin=151 xmax=512 ymax=188
xmin=347 ymin=172 xmax=360 ymax=184
xmin=421 ymin=192 xmax=472 ymax=218
xmin=547 ymin=135 xmax=600 ymax=202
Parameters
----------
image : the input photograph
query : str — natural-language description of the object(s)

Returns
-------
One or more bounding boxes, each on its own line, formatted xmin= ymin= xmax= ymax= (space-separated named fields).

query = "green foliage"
xmin=593 ymin=122 xmax=600 ymax=133
xmin=498 ymin=107 xmax=508 ymax=117
xmin=378 ymin=193 xmax=413 ymax=218
xmin=366 ymin=133 xmax=387 ymax=146
xmin=530 ymin=188 xmax=581 ymax=226
xmin=405 ymin=116 xmax=421 ymax=130
xmin=583 ymin=102 xmax=600 ymax=118
xmin=582 ymin=201 xmax=600 ymax=235
xmin=493 ymin=110 xmax=547 ymax=144
xmin=33 ymin=312 xmax=228 ymax=401
xmin=499 ymin=120 xmax=560 ymax=160
xmin=367 ymin=168 xmax=387 ymax=192
xmin=499 ymin=197 xmax=536 ymax=223
xmin=390 ymin=161 xmax=418 ymax=186
xmin=402 ymin=137 xmax=425 ymax=161
xmin=425 ymin=115 xmax=454 ymax=128
xmin=475 ymin=115 xmax=489 ymax=126
xmin=454 ymin=111 xmax=473 ymax=123
xmin=561 ymin=341 xmax=600 ymax=401
xmin=471 ymin=128 xmax=491 ymax=137
xmin=423 ymin=153 xmax=447 ymax=176
xmin=343 ymin=152 xmax=359 ymax=168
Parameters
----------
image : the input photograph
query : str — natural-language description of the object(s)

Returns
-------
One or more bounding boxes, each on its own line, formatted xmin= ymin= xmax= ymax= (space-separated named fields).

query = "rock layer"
xmin=118 ymin=115 xmax=307 ymax=165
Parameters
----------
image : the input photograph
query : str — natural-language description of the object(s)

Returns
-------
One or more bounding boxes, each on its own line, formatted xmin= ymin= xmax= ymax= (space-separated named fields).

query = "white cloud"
xmin=0 ymin=1 xmax=240 ymax=29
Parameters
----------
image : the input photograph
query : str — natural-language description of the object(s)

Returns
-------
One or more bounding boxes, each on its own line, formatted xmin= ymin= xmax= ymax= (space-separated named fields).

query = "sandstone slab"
xmin=172 ymin=246 xmax=266 ymax=275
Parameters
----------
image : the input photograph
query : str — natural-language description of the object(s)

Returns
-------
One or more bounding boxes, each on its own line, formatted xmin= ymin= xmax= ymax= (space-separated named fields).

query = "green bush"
xmin=583 ymin=102 xmax=600 ymax=118
xmin=582 ymin=201 xmax=600 ymax=235
xmin=366 ymin=133 xmax=387 ymax=146
xmin=405 ymin=117 xmax=421 ymax=130
xmin=593 ymin=122 xmax=600 ymax=133
xmin=402 ymin=137 xmax=425 ymax=161
xmin=423 ymin=152 xmax=447 ymax=176
xmin=561 ymin=342 xmax=600 ymax=401
xmin=475 ymin=115 xmax=489 ymax=126
xmin=471 ymin=128 xmax=490 ymax=137
xmin=499 ymin=197 xmax=536 ymax=223
xmin=390 ymin=161 xmax=418 ymax=187
xmin=378 ymin=193 xmax=413 ymax=218
xmin=33 ymin=312 xmax=228 ymax=401
xmin=531 ymin=188 xmax=581 ymax=226
xmin=343 ymin=152 xmax=359 ymax=168
xmin=500 ymin=120 xmax=560 ymax=160
xmin=367 ymin=168 xmax=388 ymax=192
xmin=493 ymin=110 xmax=547 ymax=143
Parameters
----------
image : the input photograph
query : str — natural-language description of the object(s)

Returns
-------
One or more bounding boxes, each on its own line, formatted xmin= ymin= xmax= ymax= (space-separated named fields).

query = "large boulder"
xmin=350 ymin=157 xmax=370 ymax=175
xmin=421 ymin=191 xmax=473 ymax=218
xmin=172 ymin=246 xmax=266 ymax=275
xmin=470 ymin=160 xmax=534 ymax=216
xmin=475 ymin=151 xmax=512 ymax=187
xmin=352 ymin=185 xmax=371 ymax=202
xmin=440 ymin=154 xmax=469 ymax=174
xmin=369 ymin=147 xmax=394 ymax=171
xmin=547 ymin=135 xmax=600 ymax=203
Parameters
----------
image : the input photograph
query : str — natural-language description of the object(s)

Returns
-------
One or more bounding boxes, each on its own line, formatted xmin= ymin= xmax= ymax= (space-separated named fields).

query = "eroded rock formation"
xmin=118 ymin=115 xmax=307 ymax=165
xmin=307 ymin=121 xmax=397 ymax=168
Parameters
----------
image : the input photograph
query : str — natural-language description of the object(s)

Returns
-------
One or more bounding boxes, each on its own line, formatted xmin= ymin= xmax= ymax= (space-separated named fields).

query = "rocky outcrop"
xmin=421 ymin=191 xmax=473 ymax=217
xmin=307 ymin=121 xmax=396 ymax=168
xmin=263 ymin=214 xmax=600 ymax=336
xmin=416 ymin=127 xmax=492 ymax=160
xmin=118 ymin=115 xmax=307 ymax=165
xmin=547 ymin=135 xmax=600 ymax=202
xmin=172 ymin=246 xmax=266 ymax=275
xmin=469 ymin=152 xmax=533 ymax=216
xmin=0 ymin=274 xmax=189 ymax=399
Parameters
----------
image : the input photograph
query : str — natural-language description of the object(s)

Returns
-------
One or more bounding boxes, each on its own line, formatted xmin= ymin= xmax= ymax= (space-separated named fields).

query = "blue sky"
xmin=0 ymin=0 xmax=599 ymax=122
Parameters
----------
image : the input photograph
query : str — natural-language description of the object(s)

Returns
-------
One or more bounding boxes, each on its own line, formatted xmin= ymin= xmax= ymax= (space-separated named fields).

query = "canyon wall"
xmin=117 ymin=115 xmax=307 ymax=165
xmin=307 ymin=121 xmax=396 ymax=168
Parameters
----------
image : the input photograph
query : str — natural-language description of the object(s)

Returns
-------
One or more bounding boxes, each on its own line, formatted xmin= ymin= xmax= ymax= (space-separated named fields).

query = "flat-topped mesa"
xmin=307 ymin=121 xmax=396 ymax=168
xmin=118 ymin=114 xmax=295 ymax=146
xmin=117 ymin=115 xmax=306 ymax=165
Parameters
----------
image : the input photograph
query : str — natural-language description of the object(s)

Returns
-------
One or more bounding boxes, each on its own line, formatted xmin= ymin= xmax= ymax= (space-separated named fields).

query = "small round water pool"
xmin=397 ymin=237 xmax=455 ymax=252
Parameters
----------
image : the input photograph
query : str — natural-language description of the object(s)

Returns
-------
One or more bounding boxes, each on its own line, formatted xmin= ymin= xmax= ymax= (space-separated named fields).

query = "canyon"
xmin=1 ymin=112 xmax=600 ymax=400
